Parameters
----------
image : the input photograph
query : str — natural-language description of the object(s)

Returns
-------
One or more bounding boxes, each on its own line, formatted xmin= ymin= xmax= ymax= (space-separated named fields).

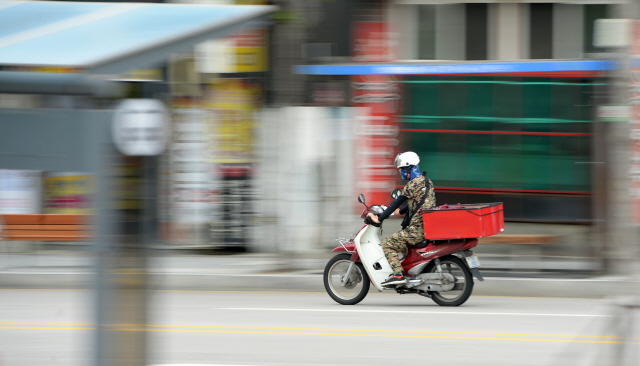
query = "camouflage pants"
xmin=382 ymin=225 xmax=425 ymax=274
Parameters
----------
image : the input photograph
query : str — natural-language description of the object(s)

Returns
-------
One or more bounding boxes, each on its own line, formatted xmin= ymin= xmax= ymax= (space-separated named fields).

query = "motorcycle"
xmin=323 ymin=190 xmax=500 ymax=306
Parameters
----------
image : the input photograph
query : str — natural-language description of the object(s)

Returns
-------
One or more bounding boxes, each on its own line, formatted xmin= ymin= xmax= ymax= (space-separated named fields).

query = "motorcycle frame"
xmin=331 ymin=223 xmax=481 ymax=292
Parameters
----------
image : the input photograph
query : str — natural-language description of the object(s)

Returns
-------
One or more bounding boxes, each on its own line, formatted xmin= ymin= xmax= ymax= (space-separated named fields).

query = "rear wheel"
xmin=324 ymin=253 xmax=370 ymax=305
xmin=425 ymin=255 xmax=473 ymax=306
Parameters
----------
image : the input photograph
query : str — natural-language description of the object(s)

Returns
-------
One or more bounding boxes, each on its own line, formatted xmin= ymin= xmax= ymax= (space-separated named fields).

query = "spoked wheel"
xmin=425 ymin=255 xmax=474 ymax=306
xmin=323 ymin=253 xmax=370 ymax=305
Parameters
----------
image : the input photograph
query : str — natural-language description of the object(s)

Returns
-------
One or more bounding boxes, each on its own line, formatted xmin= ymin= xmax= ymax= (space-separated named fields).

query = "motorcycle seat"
xmin=409 ymin=240 xmax=428 ymax=249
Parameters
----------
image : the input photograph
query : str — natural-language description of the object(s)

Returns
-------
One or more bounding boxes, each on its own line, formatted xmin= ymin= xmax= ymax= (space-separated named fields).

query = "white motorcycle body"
xmin=353 ymin=223 xmax=457 ymax=292
xmin=353 ymin=224 xmax=393 ymax=291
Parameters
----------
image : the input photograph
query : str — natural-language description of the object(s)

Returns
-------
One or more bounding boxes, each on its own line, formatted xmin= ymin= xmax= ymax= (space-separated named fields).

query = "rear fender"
xmin=461 ymin=238 xmax=479 ymax=251
xmin=461 ymin=248 xmax=484 ymax=282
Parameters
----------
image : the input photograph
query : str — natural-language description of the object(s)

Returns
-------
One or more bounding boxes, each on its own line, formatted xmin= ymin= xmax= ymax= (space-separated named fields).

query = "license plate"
xmin=465 ymin=255 xmax=480 ymax=268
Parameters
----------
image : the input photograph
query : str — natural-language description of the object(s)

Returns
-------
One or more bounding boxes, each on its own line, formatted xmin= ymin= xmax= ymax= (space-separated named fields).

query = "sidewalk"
xmin=0 ymin=250 xmax=630 ymax=299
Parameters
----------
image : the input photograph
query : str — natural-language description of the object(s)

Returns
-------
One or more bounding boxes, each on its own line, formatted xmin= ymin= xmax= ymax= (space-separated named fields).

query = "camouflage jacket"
xmin=402 ymin=176 xmax=436 ymax=228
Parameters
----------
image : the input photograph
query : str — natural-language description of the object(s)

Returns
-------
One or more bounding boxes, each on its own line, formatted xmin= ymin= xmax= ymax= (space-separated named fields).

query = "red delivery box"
xmin=422 ymin=202 xmax=504 ymax=240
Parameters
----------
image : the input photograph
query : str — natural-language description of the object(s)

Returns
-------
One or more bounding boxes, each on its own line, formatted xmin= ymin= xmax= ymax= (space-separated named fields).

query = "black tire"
xmin=323 ymin=253 xmax=370 ymax=305
xmin=425 ymin=255 xmax=474 ymax=306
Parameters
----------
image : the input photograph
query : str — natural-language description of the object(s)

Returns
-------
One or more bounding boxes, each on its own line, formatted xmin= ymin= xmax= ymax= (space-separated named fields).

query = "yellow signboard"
xmin=43 ymin=174 xmax=94 ymax=214
xmin=233 ymin=28 xmax=268 ymax=72
xmin=207 ymin=79 xmax=260 ymax=163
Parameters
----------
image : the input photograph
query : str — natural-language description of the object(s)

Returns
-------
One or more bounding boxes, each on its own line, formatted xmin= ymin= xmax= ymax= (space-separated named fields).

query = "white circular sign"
xmin=112 ymin=99 xmax=171 ymax=156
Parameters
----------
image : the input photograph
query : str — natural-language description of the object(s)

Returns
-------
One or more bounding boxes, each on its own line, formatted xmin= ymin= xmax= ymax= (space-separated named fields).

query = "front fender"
xmin=331 ymin=242 xmax=360 ymax=262
xmin=331 ymin=242 xmax=356 ymax=253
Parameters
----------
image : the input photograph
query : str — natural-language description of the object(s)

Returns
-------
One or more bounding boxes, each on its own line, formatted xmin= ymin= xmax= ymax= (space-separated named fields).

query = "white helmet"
xmin=394 ymin=151 xmax=420 ymax=169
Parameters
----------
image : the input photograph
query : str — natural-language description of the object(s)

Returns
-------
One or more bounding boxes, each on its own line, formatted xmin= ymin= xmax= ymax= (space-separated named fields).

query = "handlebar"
xmin=364 ymin=214 xmax=382 ymax=227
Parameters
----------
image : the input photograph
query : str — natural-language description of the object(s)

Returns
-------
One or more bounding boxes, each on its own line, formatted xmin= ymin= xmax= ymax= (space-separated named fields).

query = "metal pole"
xmin=93 ymin=135 xmax=114 ymax=366
xmin=606 ymin=5 xmax=634 ymax=278
xmin=604 ymin=4 xmax=640 ymax=366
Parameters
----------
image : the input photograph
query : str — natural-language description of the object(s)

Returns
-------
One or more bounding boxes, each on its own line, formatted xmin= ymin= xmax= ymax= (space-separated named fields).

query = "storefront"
xmin=296 ymin=60 xmax=614 ymax=222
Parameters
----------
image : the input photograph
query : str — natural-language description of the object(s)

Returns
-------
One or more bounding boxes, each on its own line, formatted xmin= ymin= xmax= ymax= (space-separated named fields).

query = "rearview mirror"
xmin=358 ymin=194 xmax=366 ymax=205
xmin=391 ymin=189 xmax=402 ymax=199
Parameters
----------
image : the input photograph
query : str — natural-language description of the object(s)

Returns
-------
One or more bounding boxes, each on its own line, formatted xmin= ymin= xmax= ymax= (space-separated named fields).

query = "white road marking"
xmin=221 ymin=307 xmax=608 ymax=317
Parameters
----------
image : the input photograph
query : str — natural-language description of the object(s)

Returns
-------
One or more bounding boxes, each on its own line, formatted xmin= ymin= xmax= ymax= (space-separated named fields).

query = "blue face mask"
xmin=399 ymin=165 xmax=422 ymax=180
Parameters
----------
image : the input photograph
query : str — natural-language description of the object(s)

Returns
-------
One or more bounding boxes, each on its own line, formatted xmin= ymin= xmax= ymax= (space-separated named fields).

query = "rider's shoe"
xmin=382 ymin=273 xmax=406 ymax=287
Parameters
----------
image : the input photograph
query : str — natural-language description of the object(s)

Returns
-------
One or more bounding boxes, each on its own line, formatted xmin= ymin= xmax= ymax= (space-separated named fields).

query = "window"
xmin=465 ymin=3 xmax=488 ymax=60
xmin=530 ymin=3 xmax=553 ymax=59
xmin=417 ymin=5 xmax=436 ymax=60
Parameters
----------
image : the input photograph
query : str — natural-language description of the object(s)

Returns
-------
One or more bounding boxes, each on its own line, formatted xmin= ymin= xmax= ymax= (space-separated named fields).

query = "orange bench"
xmin=0 ymin=214 xmax=93 ymax=241
xmin=478 ymin=234 xmax=557 ymax=245
xmin=478 ymin=234 xmax=560 ymax=264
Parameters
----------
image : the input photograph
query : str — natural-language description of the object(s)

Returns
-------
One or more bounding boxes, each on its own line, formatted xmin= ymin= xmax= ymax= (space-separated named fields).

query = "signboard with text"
xmin=352 ymin=21 xmax=396 ymax=63
xmin=0 ymin=170 xmax=41 ymax=214
xmin=351 ymin=21 xmax=400 ymax=206
xmin=193 ymin=0 xmax=268 ymax=73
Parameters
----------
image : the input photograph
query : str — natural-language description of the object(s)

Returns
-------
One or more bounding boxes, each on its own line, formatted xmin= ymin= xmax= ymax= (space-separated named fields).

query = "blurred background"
xmin=1 ymin=0 xmax=638 ymax=269
xmin=1 ymin=0 xmax=640 ymax=365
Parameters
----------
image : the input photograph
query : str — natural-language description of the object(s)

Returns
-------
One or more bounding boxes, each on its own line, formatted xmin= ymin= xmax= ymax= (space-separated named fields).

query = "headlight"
xmin=370 ymin=205 xmax=384 ymax=215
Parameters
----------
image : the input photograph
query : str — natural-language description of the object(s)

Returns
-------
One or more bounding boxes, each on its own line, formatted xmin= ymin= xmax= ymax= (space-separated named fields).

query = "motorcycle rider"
xmin=367 ymin=151 xmax=436 ymax=287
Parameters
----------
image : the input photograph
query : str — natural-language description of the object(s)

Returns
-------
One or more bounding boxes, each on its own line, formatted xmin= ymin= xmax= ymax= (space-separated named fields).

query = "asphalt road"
xmin=0 ymin=289 xmax=637 ymax=366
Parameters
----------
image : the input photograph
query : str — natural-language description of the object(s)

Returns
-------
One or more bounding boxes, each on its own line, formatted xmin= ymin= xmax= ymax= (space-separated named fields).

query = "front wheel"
xmin=425 ymin=255 xmax=474 ymax=306
xmin=324 ymin=253 xmax=370 ymax=305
